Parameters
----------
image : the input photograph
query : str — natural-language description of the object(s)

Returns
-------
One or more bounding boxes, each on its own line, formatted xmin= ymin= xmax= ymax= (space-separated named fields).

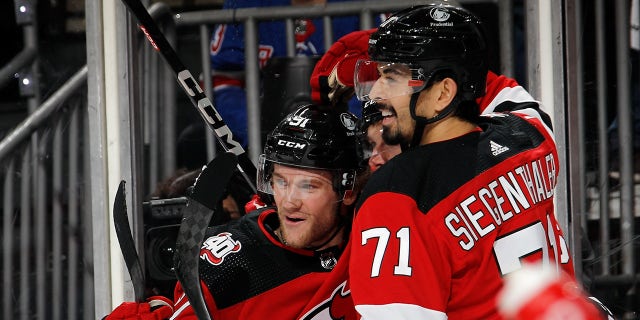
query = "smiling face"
xmin=271 ymin=164 xmax=344 ymax=250
xmin=367 ymin=63 xmax=460 ymax=146
xmin=362 ymin=62 xmax=424 ymax=145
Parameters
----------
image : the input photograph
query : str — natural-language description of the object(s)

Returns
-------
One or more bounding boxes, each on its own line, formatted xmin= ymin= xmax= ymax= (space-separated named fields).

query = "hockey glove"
xmin=498 ymin=266 xmax=607 ymax=320
xmin=310 ymin=29 xmax=376 ymax=109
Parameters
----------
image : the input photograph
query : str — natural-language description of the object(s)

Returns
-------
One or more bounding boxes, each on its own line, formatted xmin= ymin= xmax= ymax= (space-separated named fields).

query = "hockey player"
xmin=308 ymin=27 xmax=537 ymax=173
xmin=349 ymin=3 xmax=578 ymax=319
xmin=170 ymin=104 xmax=365 ymax=319
xmin=358 ymin=70 xmax=531 ymax=173
xmin=358 ymin=101 xmax=402 ymax=172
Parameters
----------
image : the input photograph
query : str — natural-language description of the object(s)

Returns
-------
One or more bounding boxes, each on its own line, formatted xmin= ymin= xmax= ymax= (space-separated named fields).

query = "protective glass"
xmin=257 ymin=155 xmax=354 ymax=202
xmin=354 ymin=60 xmax=427 ymax=101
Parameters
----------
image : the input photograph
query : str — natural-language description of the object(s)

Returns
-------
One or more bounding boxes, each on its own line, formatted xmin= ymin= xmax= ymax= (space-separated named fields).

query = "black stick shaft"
xmin=113 ymin=180 xmax=145 ymax=302
xmin=174 ymin=152 xmax=239 ymax=320
xmin=119 ymin=0 xmax=257 ymax=193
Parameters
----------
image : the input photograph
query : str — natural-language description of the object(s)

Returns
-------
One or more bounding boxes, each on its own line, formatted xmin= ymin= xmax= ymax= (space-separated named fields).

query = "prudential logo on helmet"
xmin=340 ymin=113 xmax=357 ymax=131
xmin=430 ymin=7 xmax=453 ymax=26
xmin=430 ymin=7 xmax=450 ymax=21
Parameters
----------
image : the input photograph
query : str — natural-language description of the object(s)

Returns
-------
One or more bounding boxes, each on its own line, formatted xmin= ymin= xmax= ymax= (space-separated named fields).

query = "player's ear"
xmin=436 ymin=77 xmax=457 ymax=112
xmin=342 ymin=190 xmax=357 ymax=206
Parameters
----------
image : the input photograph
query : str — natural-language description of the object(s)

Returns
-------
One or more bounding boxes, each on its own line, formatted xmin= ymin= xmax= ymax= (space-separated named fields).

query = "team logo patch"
xmin=200 ymin=232 xmax=242 ymax=265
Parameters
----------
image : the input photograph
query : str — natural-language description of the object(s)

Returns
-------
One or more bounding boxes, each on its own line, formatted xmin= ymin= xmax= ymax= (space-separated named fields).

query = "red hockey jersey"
xmin=296 ymin=70 xmax=551 ymax=320
xmin=349 ymin=104 xmax=574 ymax=319
xmin=171 ymin=209 xmax=353 ymax=319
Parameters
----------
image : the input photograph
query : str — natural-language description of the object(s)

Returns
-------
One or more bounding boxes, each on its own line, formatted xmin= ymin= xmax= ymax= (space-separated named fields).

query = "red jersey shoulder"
xmin=299 ymin=280 xmax=356 ymax=320
xmin=299 ymin=241 xmax=358 ymax=320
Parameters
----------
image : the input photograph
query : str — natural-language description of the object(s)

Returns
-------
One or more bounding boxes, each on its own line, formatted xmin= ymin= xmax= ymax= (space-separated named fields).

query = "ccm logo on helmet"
xmin=277 ymin=139 xmax=306 ymax=149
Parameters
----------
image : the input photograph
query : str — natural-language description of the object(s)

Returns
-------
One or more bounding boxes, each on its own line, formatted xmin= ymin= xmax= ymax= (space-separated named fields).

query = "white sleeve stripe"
xmin=174 ymin=293 xmax=186 ymax=305
xmin=482 ymin=86 xmax=538 ymax=115
xmin=355 ymin=303 xmax=447 ymax=320
xmin=170 ymin=300 xmax=190 ymax=320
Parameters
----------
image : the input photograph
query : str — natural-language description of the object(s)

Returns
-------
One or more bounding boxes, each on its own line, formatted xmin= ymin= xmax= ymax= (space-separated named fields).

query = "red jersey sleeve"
xmin=350 ymin=192 xmax=450 ymax=320
xmin=171 ymin=280 xmax=218 ymax=320
xmin=477 ymin=71 xmax=536 ymax=114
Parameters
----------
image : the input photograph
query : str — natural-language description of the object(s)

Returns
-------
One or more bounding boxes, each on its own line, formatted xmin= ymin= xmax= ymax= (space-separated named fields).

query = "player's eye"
xmin=297 ymin=181 xmax=317 ymax=192
xmin=272 ymin=178 xmax=287 ymax=189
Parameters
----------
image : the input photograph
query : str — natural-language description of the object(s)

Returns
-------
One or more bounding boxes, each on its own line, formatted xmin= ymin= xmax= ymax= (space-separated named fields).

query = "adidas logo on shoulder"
xmin=490 ymin=140 xmax=509 ymax=156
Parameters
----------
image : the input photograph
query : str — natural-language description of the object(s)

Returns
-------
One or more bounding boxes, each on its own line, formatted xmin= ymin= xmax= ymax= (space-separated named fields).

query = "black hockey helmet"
xmin=355 ymin=3 xmax=488 ymax=102
xmin=258 ymin=104 xmax=361 ymax=199
xmin=356 ymin=100 xmax=383 ymax=162
xmin=358 ymin=100 xmax=384 ymax=137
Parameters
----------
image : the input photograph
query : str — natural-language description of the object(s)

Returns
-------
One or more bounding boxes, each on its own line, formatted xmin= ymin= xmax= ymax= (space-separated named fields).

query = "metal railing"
xmin=1 ymin=1 xmax=94 ymax=318
xmin=0 ymin=66 xmax=92 ymax=319
xmin=567 ymin=0 xmax=639 ymax=317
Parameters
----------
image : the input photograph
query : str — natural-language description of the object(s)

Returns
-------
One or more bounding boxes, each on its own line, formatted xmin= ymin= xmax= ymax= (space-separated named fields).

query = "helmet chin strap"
xmin=408 ymin=91 xmax=459 ymax=148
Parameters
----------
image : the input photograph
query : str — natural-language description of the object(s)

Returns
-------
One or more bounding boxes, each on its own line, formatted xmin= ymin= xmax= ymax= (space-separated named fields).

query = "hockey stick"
xmin=113 ymin=180 xmax=146 ymax=302
xmin=174 ymin=152 xmax=239 ymax=320
xmin=119 ymin=0 xmax=257 ymax=193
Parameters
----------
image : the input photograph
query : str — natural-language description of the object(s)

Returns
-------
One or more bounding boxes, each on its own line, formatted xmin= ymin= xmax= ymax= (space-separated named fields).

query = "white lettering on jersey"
xmin=444 ymin=152 xmax=557 ymax=251
xmin=493 ymin=214 xmax=570 ymax=276
xmin=361 ymin=227 xmax=412 ymax=278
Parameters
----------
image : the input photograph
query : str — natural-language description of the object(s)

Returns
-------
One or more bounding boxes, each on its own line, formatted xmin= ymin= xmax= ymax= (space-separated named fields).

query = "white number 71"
xmin=361 ymin=227 xmax=412 ymax=277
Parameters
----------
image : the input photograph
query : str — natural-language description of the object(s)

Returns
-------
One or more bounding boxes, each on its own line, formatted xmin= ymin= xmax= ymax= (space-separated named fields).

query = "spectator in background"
xmin=208 ymin=0 xmax=387 ymax=149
